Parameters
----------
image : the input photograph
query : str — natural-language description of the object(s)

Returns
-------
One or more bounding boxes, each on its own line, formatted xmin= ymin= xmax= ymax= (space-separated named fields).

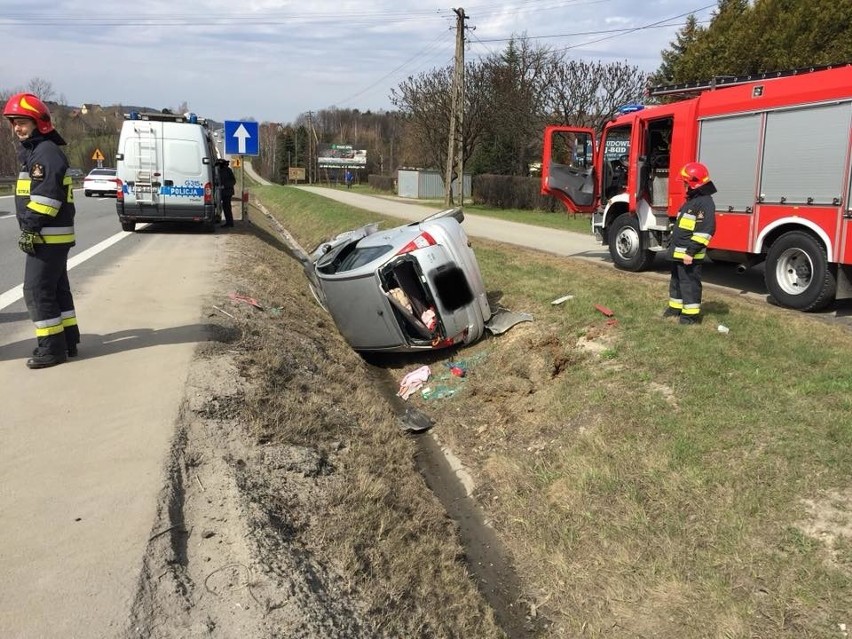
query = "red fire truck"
xmin=540 ymin=63 xmax=852 ymax=311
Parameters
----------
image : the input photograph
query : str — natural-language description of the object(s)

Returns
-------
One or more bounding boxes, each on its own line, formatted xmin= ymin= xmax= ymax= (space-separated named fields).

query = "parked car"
xmin=304 ymin=207 xmax=492 ymax=353
xmin=67 ymin=168 xmax=85 ymax=180
xmin=83 ymin=167 xmax=118 ymax=197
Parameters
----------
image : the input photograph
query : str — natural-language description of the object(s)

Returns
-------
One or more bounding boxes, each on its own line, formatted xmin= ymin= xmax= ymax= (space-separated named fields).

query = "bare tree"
xmin=542 ymin=58 xmax=648 ymax=130
xmin=391 ymin=60 xmax=490 ymax=176
xmin=26 ymin=77 xmax=56 ymax=102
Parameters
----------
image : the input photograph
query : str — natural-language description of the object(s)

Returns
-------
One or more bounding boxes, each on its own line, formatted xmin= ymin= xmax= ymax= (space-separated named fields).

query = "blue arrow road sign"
xmin=224 ymin=120 xmax=259 ymax=156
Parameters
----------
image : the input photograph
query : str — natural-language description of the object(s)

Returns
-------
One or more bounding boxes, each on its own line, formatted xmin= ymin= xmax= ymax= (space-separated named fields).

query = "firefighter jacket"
xmin=14 ymin=131 xmax=76 ymax=246
xmin=670 ymin=181 xmax=716 ymax=261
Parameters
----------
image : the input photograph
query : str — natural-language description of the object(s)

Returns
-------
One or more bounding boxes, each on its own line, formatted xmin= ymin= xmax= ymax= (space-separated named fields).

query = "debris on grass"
xmin=594 ymin=303 xmax=614 ymax=317
xmin=228 ymin=291 xmax=264 ymax=310
xmin=397 ymin=365 xmax=431 ymax=400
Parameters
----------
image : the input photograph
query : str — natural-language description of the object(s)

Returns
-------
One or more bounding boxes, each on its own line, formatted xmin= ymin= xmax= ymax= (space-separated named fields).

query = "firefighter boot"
xmin=678 ymin=315 xmax=701 ymax=326
xmin=27 ymin=334 xmax=68 ymax=369
xmin=65 ymin=324 xmax=80 ymax=357
xmin=662 ymin=307 xmax=681 ymax=318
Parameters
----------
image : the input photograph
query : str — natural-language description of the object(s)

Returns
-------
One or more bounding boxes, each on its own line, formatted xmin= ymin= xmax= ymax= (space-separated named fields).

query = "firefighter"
xmin=4 ymin=93 xmax=80 ymax=368
xmin=663 ymin=161 xmax=717 ymax=325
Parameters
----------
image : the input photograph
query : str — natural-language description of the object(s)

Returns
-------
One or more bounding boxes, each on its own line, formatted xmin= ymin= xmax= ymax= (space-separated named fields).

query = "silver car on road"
xmin=305 ymin=208 xmax=492 ymax=353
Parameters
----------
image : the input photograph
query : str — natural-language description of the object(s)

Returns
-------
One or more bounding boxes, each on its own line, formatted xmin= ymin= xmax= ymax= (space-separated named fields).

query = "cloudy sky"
xmin=0 ymin=0 xmax=718 ymax=124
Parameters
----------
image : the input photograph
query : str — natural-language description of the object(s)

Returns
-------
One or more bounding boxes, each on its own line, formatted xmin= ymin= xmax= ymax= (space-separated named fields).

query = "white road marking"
xmin=0 ymin=230 xmax=132 ymax=311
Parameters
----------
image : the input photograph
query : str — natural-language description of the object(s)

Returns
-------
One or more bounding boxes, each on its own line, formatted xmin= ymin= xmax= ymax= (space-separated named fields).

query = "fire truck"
xmin=540 ymin=63 xmax=852 ymax=311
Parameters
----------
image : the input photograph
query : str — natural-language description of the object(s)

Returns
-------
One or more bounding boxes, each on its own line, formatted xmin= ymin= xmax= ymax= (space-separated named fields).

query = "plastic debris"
xmin=717 ymin=324 xmax=730 ymax=334
xmin=486 ymin=309 xmax=533 ymax=335
xmin=228 ymin=291 xmax=263 ymax=310
xmin=551 ymin=294 xmax=574 ymax=305
xmin=421 ymin=385 xmax=456 ymax=400
xmin=397 ymin=407 xmax=434 ymax=433
xmin=594 ymin=304 xmax=614 ymax=317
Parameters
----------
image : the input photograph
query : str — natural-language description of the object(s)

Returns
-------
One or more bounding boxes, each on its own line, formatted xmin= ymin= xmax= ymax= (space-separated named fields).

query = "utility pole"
xmin=306 ymin=111 xmax=314 ymax=184
xmin=444 ymin=7 xmax=467 ymax=207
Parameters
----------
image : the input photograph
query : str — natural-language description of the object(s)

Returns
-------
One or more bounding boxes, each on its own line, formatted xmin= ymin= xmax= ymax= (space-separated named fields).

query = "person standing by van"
xmin=216 ymin=159 xmax=236 ymax=227
xmin=3 ymin=93 xmax=80 ymax=368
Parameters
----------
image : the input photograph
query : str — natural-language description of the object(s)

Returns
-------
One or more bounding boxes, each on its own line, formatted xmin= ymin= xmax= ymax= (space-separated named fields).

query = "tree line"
xmin=3 ymin=0 xmax=849 ymax=189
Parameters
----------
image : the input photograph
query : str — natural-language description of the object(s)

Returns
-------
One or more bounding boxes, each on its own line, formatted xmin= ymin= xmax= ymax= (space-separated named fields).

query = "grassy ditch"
xmin=250 ymin=184 xmax=852 ymax=638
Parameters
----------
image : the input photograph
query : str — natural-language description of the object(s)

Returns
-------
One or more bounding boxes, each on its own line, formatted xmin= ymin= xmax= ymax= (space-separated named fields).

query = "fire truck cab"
xmin=541 ymin=63 xmax=852 ymax=311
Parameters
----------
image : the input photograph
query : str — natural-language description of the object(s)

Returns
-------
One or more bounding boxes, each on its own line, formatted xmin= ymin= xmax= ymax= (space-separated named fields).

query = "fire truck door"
xmin=541 ymin=126 xmax=597 ymax=213
xmin=628 ymin=120 xmax=649 ymax=211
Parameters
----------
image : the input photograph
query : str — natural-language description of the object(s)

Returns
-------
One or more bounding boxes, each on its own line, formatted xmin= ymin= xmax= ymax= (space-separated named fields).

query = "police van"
xmin=114 ymin=111 xmax=220 ymax=232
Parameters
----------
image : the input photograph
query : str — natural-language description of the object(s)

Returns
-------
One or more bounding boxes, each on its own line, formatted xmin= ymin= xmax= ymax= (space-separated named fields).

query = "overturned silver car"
xmin=304 ymin=208 xmax=493 ymax=353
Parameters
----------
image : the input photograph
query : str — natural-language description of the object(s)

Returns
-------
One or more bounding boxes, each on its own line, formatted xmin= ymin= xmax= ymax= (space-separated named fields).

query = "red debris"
xmin=594 ymin=304 xmax=614 ymax=317
xmin=228 ymin=292 xmax=264 ymax=310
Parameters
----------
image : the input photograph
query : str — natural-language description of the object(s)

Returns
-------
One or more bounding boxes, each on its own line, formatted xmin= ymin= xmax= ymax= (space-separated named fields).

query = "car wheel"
xmin=765 ymin=230 xmax=835 ymax=311
xmin=608 ymin=212 xmax=654 ymax=271
xmin=84 ymin=190 xmax=91 ymax=197
xmin=121 ymin=222 xmax=136 ymax=232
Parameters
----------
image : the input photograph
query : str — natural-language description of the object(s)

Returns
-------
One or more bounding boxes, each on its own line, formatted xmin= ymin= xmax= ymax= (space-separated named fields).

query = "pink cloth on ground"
xmin=397 ymin=365 xmax=431 ymax=400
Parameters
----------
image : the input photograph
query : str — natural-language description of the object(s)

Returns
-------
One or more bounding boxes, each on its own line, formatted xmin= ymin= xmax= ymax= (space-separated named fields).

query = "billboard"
xmin=317 ymin=144 xmax=367 ymax=168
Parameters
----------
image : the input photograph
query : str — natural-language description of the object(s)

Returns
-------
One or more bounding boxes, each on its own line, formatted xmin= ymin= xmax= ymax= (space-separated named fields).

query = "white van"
xmin=115 ymin=111 xmax=220 ymax=232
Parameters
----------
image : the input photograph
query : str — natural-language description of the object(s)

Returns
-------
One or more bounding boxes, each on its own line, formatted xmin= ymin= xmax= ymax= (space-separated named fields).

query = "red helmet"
xmin=680 ymin=161 xmax=711 ymax=187
xmin=3 ymin=93 xmax=55 ymax=135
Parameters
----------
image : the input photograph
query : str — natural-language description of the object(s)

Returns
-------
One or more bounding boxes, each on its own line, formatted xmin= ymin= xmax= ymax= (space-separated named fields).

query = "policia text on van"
xmin=114 ymin=111 xmax=223 ymax=232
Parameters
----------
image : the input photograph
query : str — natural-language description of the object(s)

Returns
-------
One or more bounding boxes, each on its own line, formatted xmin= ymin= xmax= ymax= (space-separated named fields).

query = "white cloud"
xmin=0 ymin=0 xmax=716 ymax=123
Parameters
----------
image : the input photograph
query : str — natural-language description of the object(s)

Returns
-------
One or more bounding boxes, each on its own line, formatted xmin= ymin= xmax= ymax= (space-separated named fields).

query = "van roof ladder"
xmin=134 ymin=126 xmax=158 ymax=205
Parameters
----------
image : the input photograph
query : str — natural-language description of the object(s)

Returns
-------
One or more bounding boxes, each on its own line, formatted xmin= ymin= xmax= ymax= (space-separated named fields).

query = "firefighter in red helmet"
xmin=663 ymin=161 xmax=717 ymax=325
xmin=3 ymin=93 xmax=80 ymax=368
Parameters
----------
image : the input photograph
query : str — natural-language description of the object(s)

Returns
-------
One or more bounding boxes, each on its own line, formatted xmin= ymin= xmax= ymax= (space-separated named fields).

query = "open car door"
xmin=541 ymin=126 xmax=598 ymax=214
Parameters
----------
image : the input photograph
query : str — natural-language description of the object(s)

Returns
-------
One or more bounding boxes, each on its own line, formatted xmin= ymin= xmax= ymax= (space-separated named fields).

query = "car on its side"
xmin=83 ymin=167 xmax=118 ymax=197
xmin=304 ymin=207 xmax=492 ymax=353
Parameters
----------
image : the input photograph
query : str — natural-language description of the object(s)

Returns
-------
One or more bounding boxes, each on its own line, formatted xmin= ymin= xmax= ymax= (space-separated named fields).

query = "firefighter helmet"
xmin=3 ymin=93 xmax=55 ymax=135
xmin=680 ymin=162 xmax=711 ymax=187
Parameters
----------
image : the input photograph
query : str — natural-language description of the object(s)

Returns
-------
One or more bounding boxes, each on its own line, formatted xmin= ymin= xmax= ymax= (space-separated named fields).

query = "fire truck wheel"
xmin=609 ymin=212 xmax=654 ymax=271
xmin=765 ymin=230 xmax=836 ymax=311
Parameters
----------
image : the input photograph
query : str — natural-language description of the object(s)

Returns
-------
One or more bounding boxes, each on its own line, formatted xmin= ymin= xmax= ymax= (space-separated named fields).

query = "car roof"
xmin=87 ymin=168 xmax=116 ymax=174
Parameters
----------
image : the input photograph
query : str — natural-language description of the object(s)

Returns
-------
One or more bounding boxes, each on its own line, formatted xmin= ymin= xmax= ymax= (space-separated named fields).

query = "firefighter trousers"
xmin=23 ymin=244 xmax=79 ymax=357
xmin=668 ymin=260 xmax=704 ymax=317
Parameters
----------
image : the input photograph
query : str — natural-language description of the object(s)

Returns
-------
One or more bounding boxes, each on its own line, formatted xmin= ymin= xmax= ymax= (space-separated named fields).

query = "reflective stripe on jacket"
xmin=15 ymin=133 xmax=76 ymax=246
xmin=670 ymin=185 xmax=716 ymax=262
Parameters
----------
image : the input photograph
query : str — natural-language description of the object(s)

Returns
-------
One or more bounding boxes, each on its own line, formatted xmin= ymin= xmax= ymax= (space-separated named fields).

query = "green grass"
xmin=305 ymin=182 xmax=594 ymax=235
xmin=249 ymin=183 xmax=852 ymax=638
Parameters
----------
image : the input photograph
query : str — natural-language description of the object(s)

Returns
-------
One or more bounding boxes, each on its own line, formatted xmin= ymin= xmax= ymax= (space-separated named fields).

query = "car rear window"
xmin=89 ymin=169 xmax=116 ymax=176
xmin=337 ymin=246 xmax=392 ymax=272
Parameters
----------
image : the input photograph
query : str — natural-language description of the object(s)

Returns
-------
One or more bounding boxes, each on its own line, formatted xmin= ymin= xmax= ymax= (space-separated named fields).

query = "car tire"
xmin=121 ymin=222 xmax=136 ymax=232
xmin=84 ymin=190 xmax=91 ymax=197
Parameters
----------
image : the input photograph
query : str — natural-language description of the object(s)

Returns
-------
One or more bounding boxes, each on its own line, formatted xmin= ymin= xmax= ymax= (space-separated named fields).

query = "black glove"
xmin=18 ymin=230 xmax=38 ymax=255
